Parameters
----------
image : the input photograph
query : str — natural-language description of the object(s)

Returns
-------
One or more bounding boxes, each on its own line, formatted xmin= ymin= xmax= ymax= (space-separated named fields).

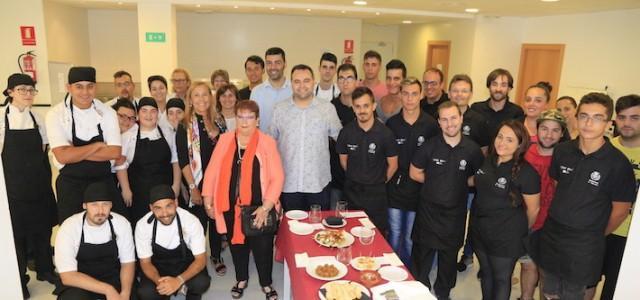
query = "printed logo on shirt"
xmin=477 ymin=168 xmax=485 ymax=175
xmin=396 ymin=138 xmax=406 ymax=145
xmin=588 ymin=171 xmax=601 ymax=187
xmin=368 ymin=143 xmax=377 ymax=154
xmin=560 ymin=165 xmax=574 ymax=174
xmin=417 ymin=136 xmax=425 ymax=147
xmin=433 ymin=158 xmax=446 ymax=165
xmin=495 ymin=177 xmax=507 ymax=189
xmin=459 ymin=160 xmax=467 ymax=170
xmin=463 ymin=125 xmax=471 ymax=136
xmin=347 ymin=144 xmax=358 ymax=151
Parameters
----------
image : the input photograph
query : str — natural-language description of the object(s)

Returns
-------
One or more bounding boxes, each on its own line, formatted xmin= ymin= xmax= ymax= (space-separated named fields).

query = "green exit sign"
xmin=145 ymin=32 xmax=165 ymax=43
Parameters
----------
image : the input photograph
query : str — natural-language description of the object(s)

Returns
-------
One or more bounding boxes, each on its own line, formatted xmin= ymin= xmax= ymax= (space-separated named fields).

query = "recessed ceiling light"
xmin=195 ymin=4 xmax=201 ymax=8
xmin=353 ymin=1 xmax=367 ymax=5
xmin=375 ymin=12 xmax=381 ymax=16
xmin=233 ymin=5 xmax=238 ymax=8
xmin=306 ymin=8 xmax=312 ymax=12
xmin=117 ymin=1 xmax=123 ymax=5
xmin=270 ymin=7 xmax=275 ymax=10
xmin=541 ymin=0 xmax=560 ymax=2
xmin=465 ymin=8 xmax=479 ymax=13
xmin=341 ymin=10 xmax=346 ymax=14
xmin=402 ymin=20 xmax=412 ymax=24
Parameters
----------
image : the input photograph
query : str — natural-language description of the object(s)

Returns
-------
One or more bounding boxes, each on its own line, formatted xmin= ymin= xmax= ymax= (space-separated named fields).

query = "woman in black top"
xmin=176 ymin=82 xmax=228 ymax=276
xmin=470 ymin=120 xmax=541 ymax=300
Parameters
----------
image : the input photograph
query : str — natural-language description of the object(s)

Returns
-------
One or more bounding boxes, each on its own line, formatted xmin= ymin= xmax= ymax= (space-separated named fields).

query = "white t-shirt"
xmin=0 ymin=104 xmax=48 ymax=147
xmin=225 ymin=117 xmax=236 ymax=131
xmin=114 ymin=124 xmax=178 ymax=171
xmin=46 ymin=96 xmax=121 ymax=169
xmin=54 ymin=211 xmax=135 ymax=273
xmin=314 ymin=83 xmax=340 ymax=102
xmin=134 ymin=207 xmax=205 ymax=259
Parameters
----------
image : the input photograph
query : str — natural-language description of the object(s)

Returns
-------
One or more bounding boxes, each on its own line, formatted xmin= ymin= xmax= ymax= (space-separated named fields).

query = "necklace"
xmin=237 ymin=139 xmax=246 ymax=165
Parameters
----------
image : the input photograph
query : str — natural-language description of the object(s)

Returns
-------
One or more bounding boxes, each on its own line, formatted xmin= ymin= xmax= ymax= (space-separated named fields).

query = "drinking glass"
xmin=309 ymin=204 xmax=322 ymax=223
xmin=335 ymin=201 xmax=348 ymax=217
xmin=359 ymin=227 xmax=375 ymax=246
xmin=336 ymin=245 xmax=353 ymax=265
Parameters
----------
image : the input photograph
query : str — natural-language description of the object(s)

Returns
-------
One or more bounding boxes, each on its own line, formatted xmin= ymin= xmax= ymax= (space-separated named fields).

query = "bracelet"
xmin=261 ymin=205 xmax=269 ymax=212
xmin=177 ymin=275 xmax=185 ymax=285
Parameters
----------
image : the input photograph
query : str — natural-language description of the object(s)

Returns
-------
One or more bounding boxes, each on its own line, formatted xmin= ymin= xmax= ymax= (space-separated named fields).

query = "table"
xmin=275 ymin=210 xmax=414 ymax=300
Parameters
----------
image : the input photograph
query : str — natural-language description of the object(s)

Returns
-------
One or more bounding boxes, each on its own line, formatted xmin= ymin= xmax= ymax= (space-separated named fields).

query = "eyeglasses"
xmin=171 ymin=79 xmax=187 ymax=83
xmin=577 ymin=113 xmax=609 ymax=124
xmin=117 ymin=113 xmax=136 ymax=122
xmin=423 ymin=80 xmax=440 ymax=87
xmin=13 ymin=87 xmax=38 ymax=96
xmin=337 ymin=76 xmax=356 ymax=83
xmin=237 ymin=114 xmax=257 ymax=121
xmin=115 ymin=82 xmax=132 ymax=88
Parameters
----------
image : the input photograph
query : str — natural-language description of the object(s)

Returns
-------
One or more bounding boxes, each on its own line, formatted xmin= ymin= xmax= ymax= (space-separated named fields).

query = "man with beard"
xmin=420 ymin=68 xmax=449 ymax=119
xmin=106 ymin=70 xmax=139 ymax=109
xmin=470 ymin=68 xmax=524 ymax=139
xmin=54 ymin=181 xmax=135 ymax=300
xmin=519 ymin=109 xmax=568 ymax=300
xmin=337 ymin=86 xmax=398 ymax=233
xmin=136 ymin=185 xmax=210 ymax=300
xmin=238 ymin=55 xmax=265 ymax=101
xmin=270 ymin=64 xmax=342 ymax=211
xmin=250 ymin=47 xmax=292 ymax=130
xmin=409 ymin=101 xmax=484 ymax=300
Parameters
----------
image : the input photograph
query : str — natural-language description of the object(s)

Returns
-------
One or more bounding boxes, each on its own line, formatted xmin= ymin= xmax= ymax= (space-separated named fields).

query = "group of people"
xmin=2 ymin=45 xmax=637 ymax=300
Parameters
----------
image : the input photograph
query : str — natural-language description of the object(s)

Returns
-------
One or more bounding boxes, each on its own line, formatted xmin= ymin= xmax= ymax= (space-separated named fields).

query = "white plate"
xmin=305 ymin=259 xmax=348 ymax=281
xmin=350 ymin=256 xmax=381 ymax=271
xmin=378 ymin=266 xmax=408 ymax=282
xmin=322 ymin=218 xmax=346 ymax=228
xmin=285 ymin=210 xmax=308 ymax=220
xmin=289 ymin=222 xmax=314 ymax=235
xmin=318 ymin=280 xmax=371 ymax=300
xmin=350 ymin=226 xmax=377 ymax=238
xmin=314 ymin=230 xmax=355 ymax=248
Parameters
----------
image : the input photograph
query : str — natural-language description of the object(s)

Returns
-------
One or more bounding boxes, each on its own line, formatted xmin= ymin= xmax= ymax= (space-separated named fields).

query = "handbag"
xmin=240 ymin=205 xmax=279 ymax=236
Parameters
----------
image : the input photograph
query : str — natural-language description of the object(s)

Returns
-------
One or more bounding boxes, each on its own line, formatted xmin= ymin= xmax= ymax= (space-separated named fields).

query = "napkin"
xmin=371 ymin=281 xmax=435 ymax=300
xmin=295 ymin=252 xmax=309 ymax=268
xmin=383 ymin=253 xmax=404 ymax=267
xmin=289 ymin=220 xmax=324 ymax=230
xmin=343 ymin=211 xmax=367 ymax=218
xmin=359 ymin=217 xmax=376 ymax=229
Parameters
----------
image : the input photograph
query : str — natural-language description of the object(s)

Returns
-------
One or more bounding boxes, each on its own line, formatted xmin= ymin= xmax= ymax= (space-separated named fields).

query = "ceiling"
xmin=49 ymin=0 xmax=640 ymax=25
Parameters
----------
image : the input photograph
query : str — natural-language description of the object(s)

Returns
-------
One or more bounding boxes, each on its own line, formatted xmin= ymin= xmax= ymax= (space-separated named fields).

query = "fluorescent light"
xmin=465 ymin=8 xmax=479 ymax=13
xmin=541 ymin=0 xmax=560 ymax=2
xmin=270 ymin=7 xmax=275 ymax=10
xmin=353 ymin=1 xmax=367 ymax=5
xmin=375 ymin=12 xmax=381 ymax=15
xmin=402 ymin=20 xmax=412 ymax=24
xmin=306 ymin=8 xmax=312 ymax=12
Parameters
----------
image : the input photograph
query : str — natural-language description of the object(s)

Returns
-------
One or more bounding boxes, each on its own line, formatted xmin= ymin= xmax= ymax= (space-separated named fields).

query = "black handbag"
xmin=240 ymin=205 xmax=279 ymax=236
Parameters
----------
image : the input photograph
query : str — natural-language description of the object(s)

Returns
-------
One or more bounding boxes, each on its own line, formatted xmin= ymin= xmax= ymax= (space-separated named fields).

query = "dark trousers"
xmin=280 ymin=184 xmax=331 ymax=211
xmin=541 ymin=268 xmax=585 ymax=300
xmin=15 ymin=229 xmax=55 ymax=287
xmin=343 ymin=180 xmax=389 ymax=234
xmin=226 ymin=231 xmax=274 ymax=287
xmin=475 ymin=248 xmax=517 ymax=300
xmin=411 ymin=243 xmax=458 ymax=299
xmin=188 ymin=204 xmax=223 ymax=260
xmin=137 ymin=270 xmax=211 ymax=300
xmin=601 ymin=234 xmax=627 ymax=300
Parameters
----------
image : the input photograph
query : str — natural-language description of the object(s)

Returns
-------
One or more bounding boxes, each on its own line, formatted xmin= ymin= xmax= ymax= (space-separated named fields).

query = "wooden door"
xmin=516 ymin=44 xmax=565 ymax=107
xmin=425 ymin=41 xmax=451 ymax=83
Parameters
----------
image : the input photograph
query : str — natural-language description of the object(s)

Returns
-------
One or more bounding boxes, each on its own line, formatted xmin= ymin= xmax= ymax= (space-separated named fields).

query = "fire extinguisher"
xmin=18 ymin=50 xmax=37 ymax=82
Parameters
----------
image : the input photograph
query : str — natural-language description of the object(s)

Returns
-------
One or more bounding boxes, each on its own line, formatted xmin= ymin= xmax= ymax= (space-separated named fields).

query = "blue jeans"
xmin=388 ymin=208 xmax=416 ymax=266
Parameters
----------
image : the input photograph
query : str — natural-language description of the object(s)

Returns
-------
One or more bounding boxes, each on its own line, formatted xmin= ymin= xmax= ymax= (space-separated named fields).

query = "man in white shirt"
xmin=249 ymin=47 xmax=292 ymax=130
xmin=136 ymin=184 xmax=210 ymax=300
xmin=55 ymin=181 xmax=136 ymax=300
xmin=313 ymin=52 xmax=340 ymax=102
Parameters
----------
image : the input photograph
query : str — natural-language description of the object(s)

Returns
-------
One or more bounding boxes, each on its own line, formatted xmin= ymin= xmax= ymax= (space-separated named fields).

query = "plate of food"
xmin=359 ymin=270 xmax=382 ymax=288
xmin=285 ymin=210 xmax=309 ymax=220
xmin=306 ymin=259 xmax=348 ymax=281
xmin=350 ymin=256 xmax=380 ymax=271
xmin=350 ymin=226 xmax=376 ymax=238
xmin=314 ymin=229 xmax=355 ymax=248
xmin=318 ymin=280 xmax=371 ymax=300
xmin=322 ymin=216 xmax=347 ymax=228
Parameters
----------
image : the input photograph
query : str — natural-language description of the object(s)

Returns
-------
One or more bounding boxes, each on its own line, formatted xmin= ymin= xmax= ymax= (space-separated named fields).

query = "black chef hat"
xmin=68 ymin=66 xmax=96 ymax=84
xmin=149 ymin=184 xmax=175 ymax=204
xmin=137 ymin=97 xmax=158 ymax=111
xmin=166 ymin=98 xmax=185 ymax=111
xmin=83 ymin=181 xmax=113 ymax=203
xmin=3 ymin=73 xmax=35 ymax=97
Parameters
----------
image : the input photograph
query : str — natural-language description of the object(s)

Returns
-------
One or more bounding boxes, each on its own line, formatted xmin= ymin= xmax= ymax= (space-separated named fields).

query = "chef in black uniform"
xmin=336 ymin=86 xmax=398 ymax=233
xmin=409 ymin=101 xmax=484 ymax=300
xmin=470 ymin=120 xmax=540 ymax=300
xmin=536 ymin=93 xmax=636 ymax=300
xmin=135 ymin=184 xmax=211 ymax=300
xmin=115 ymin=97 xmax=181 ymax=224
xmin=46 ymin=66 xmax=126 ymax=223
xmin=54 ymin=181 xmax=136 ymax=300
xmin=2 ymin=73 xmax=59 ymax=298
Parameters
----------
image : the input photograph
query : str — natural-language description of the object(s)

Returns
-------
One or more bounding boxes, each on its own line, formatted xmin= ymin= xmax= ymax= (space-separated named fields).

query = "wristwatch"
xmin=188 ymin=183 xmax=196 ymax=190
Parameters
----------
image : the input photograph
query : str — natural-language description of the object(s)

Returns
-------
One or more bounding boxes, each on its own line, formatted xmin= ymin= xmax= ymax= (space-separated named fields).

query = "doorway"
xmin=516 ymin=44 xmax=565 ymax=106
xmin=425 ymin=41 xmax=451 ymax=83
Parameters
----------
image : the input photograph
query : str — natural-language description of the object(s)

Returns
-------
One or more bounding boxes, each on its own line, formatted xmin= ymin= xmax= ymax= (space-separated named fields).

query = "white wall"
xmin=43 ymin=1 xmax=90 ymax=66
xmin=176 ymin=12 xmax=362 ymax=84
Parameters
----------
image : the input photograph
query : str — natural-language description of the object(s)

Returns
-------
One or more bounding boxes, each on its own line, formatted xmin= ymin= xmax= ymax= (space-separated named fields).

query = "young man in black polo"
xmin=537 ymin=93 xmax=636 ymax=300
xmin=470 ymin=68 xmax=524 ymax=139
xmin=409 ymin=101 xmax=484 ymax=300
xmin=238 ymin=55 xmax=264 ymax=101
xmin=337 ymin=86 xmax=398 ymax=234
xmin=420 ymin=68 xmax=449 ymax=119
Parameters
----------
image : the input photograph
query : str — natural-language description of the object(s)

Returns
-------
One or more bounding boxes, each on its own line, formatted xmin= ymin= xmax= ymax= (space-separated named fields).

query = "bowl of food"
xmin=359 ymin=270 xmax=382 ymax=288
xmin=306 ymin=258 xmax=348 ymax=281
xmin=314 ymin=229 xmax=354 ymax=248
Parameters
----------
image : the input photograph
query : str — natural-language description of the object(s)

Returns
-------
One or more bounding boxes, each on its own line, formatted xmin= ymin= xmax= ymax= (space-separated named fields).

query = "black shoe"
xmin=37 ymin=271 xmax=60 ymax=284
xmin=22 ymin=285 xmax=30 ymax=299
xmin=27 ymin=259 xmax=36 ymax=272
xmin=477 ymin=270 xmax=482 ymax=280
xmin=456 ymin=255 xmax=473 ymax=272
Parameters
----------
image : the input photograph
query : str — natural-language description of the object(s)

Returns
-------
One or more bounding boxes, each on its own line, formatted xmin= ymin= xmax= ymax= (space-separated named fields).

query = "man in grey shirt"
xmin=269 ymin=64 xmax=342 ymax=211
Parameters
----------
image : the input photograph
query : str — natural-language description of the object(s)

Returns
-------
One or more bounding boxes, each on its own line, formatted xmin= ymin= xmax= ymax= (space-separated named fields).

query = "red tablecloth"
xmin=275 ymin=210 xmax=414 ymax=300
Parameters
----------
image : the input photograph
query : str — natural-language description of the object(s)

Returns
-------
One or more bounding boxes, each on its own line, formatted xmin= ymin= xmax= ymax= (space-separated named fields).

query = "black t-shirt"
xmin=329 ymin=96 xmax=357 ymax=190
xmin=176 ymin=114 xmax=220 ymax=189
xmin=238 ymin=87 xmax=251 ymax=101
xmin=470 ymin=98 xmax=524 ymax=140
xmin=462 ymin=108 xmax=490 ymax=148
xmin=471 ymin=155 xmax=540 ymax=257
xmin=385 ymin=110 xmax=439 ymax=210
xmin=411 ymin=135 xmax=484 ymax=248
xmin=420 ymin=92 xmax=449 ymax=119
xmin=336 ymin=120 xmax=398 ymax=185
xmin=548 ymin=139 xmax=636 ymax=232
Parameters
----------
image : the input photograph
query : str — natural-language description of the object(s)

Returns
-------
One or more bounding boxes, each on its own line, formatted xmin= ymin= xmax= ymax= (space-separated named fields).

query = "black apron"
xmin=1 ymin=107 xmax=55 ymax=236
xmin=56 ymin=100 xmax=125 ymax=223
xmin=128 ymin=126 xmax=173 ymax=223
xmin=150 ymin=213 xmax=195 ymax=276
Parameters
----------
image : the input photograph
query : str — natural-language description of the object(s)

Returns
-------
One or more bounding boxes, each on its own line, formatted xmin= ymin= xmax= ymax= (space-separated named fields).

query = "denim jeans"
xmin=388 ymin=208 xmax=416 ymax=266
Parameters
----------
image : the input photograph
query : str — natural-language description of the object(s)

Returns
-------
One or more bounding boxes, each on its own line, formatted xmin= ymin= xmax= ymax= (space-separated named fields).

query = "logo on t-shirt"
xmin=588 ymin=171 xmax=601 ymax=187
xmin=347 ymin=144 xmax=358 ymax=151
xmin=560 ymin=165 xmax=574 ymax=174
xmin=396 ymin=138 xmax=406 ymax=145
xmin=433 ymin=158 xmax=446 ymax=165
xmin=459 ymin=160 xmax=467 ymax=170
xmin=495 ymin=177 xmax=507 ymax=189
xmin=463 ymin=125 xmax=471 ymax=136
xmin=417 ymin=136 xmax=425 ymax=147
xmin=368 ymin=143 xmax=377 ymax=154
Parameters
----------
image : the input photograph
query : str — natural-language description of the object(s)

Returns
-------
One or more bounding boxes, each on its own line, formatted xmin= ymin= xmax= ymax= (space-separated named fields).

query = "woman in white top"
xmin=216 ymin=83 xmax=239 ymax=131
xmin=147 ymin=75 xmax=171 ymax=129
xmin=116 ymin=97 xmax=181 ymax=223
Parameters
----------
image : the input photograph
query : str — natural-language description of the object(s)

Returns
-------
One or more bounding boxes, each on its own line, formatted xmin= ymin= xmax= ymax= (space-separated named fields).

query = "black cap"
xmin=137 ymin=97 xmax=158 ymax=111
xmin=149 ymin=184 xmax=175 ymax=204
xmin=68 ymin=67 xmax=96 ymax=84
xmin=4 ymin=73 xmax=35 ymax=96
xmin=83 ymin=181 xmax=113 ymax=203
xmin=166 ymin=98 xmax=185 ymax=111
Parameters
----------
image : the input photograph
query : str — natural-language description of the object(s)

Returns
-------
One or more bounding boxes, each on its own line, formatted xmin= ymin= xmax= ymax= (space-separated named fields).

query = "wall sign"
xmin=20 ymin=26 xmax=36 ymax=46
xmin=344 ymin=39 xmax=354 ymax=54
xmin=145 ymin=32 xmax=166 ymax=43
